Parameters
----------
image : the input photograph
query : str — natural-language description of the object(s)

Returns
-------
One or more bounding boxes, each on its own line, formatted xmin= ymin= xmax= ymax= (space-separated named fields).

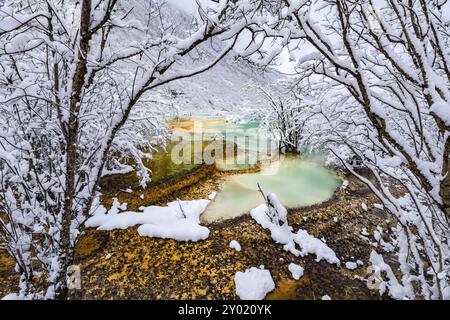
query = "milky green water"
xmin=202 ymin=155 xmax=340 ymax=223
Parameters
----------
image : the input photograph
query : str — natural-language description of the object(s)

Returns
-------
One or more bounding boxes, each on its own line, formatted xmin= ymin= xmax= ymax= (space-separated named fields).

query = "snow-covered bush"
xmin=252 ymin=189 xmax=340 ymax=265
xmin=257 ymin=183 xmax=287 ymax=226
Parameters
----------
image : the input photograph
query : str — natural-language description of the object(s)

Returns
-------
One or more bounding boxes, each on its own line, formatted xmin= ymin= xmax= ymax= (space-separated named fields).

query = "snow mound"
xmin=293 ymin=230 xmax=340 ymax=264
xmin=234 ymin=267 xmax=275 ymax=300
xmin=1 ymin=293 xmax=20 ymax=300
xmin=288 ymin=263 xmax=304 ymax=280
xmin=86 ymin=198 xmax=210 ymax=242
xmin=208 ymin=191 xmax=217 ymax=200
xmin=229 ymin=240 xmax=242 ymax=252
xmin=345 ymin=261 xmax=358 ymax=270
xmin=250 ymin=196 xmax=340 ymax=265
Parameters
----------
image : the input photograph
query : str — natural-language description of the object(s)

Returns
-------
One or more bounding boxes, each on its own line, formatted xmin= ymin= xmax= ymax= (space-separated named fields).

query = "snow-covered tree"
xmin=0 ymin=0 xmax=246 ymax=299
xmin=252 ymin=85 xmax=306 ymax=153
xmin=235 ymin=0 xmax=450 ymax=299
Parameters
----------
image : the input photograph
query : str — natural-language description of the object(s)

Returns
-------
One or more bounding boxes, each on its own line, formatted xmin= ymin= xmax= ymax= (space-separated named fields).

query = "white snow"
xmin=345 ymin=261 xmax=358 ymax=270
xmin=321 ymin=295 xmax=332 ymax=300
xmin=86 ymin=198 xmax=211 ymax=242
xmin=234 ymin=267 xmax=275 ymax=300
xmin=101 ymin=165 xmax=134 ymax=177
xmin=294 ymin=230 xmax=340 ymax=264
xmin=250 ymin=194 xmax=340 ymax=265
xmin=341 ymin=180 xmax=349 ymax=189
xmin=431 ymin=101 xmax=450 ymax=126
xmin=361 ymin=203 xmax=368 ymax=211
xmin=374 ymin=203 xmax=384 ymax=209
xmin=229 ymin=240 xmax=242 ymax=252
xmin=370 ymin=250 xmax=412 ymax=299
xmin=288 ymin=263 xmax=304 ymax=280
xmin=208 ymin=191 xmax=217 ymax=200
xmin=1 ymin=293 xmax=20 ymax=300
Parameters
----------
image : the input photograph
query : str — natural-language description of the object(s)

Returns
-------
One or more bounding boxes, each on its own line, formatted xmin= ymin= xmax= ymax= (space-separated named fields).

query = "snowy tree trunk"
xmin=54 ymin=0 xmax=92 ymax=299
xmin=441 ymin=141 xmax=450 ymax=217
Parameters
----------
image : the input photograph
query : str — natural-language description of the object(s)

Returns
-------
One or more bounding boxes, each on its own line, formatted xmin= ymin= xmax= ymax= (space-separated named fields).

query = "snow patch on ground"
xmin=288 ymin=263 xmax=304 ymax=280
xmin=86 ymin=198 xmax=211 ymax=242
xmin=208 ymin=191 xmax=217 ymax=200
xmin=293 ymin=230 xmax=339 ymax=264
xmin=229 ymin=240 xmax=242 ymax=252
xmin=345 ymin=261 xmax=358 ymax=270
xmin=234 ymin=267 xmax=275 ymax=300
xmin=341 ymin=180 xmax=349 ymax=189
xmin=250 ymin=197 xmax=340 ymax=265
xmin=1 ymin=293 xmax=20 ymax=300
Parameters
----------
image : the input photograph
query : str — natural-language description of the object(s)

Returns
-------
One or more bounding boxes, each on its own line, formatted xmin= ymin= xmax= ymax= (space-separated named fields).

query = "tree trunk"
xmin=54 ymin=0 xmax=92 ymax=300
xmin=441 ymin=138 xmax=450 ymax=218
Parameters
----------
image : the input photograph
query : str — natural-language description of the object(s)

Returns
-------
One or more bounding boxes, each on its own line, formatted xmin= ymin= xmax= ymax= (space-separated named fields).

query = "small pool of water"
xmin=145 ymin=116 xmax=340 ymax=222
xmin=202 ymin=155 xmax=340 ymax=223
